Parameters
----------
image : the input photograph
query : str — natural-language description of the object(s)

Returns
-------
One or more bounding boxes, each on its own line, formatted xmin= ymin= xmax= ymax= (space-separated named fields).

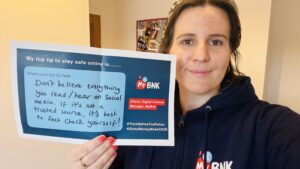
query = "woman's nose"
xmin=192 ymin=42 xmax=210 ymax=62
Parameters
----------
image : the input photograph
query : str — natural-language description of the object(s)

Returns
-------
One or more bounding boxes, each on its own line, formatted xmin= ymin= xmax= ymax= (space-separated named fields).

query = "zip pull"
xmin=179 ymin=115 xmax=185 ymax=127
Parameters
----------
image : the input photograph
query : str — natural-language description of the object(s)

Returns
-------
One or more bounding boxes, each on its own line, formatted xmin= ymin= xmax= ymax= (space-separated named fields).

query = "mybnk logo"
xmin=195 ymin=151 xmax=233 ymax=169
xmin=136 ymin=75 xmax=160 ymax=90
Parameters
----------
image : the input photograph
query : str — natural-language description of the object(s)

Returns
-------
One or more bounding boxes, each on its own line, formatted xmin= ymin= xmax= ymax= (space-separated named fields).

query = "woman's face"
xmin=170 ymin=5 xmax=231 ymax=97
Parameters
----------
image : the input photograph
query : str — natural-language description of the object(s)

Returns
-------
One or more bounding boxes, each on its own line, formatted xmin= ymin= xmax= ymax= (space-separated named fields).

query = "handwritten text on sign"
xmin=24 ymin=67 xmax=126 ymax=132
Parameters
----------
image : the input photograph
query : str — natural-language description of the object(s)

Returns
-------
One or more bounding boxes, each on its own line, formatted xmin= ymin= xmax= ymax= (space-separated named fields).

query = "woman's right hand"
xmin=68 ymin=135 xmax=118 ymax=169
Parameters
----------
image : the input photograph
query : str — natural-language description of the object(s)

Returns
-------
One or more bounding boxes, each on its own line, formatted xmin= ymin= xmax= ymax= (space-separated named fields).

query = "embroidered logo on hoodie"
xmin=195 ymin=151 xmax=233 ymax=169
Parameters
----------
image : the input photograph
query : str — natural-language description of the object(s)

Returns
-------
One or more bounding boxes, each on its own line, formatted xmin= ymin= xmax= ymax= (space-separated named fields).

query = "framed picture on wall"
xmin=136 ymin=18 xmax=168 ymax=52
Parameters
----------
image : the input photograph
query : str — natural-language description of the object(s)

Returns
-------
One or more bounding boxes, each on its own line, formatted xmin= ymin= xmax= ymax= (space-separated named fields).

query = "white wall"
xmin=235 ymin=0 xmax=272 ymax=98
xmin=264 ymin=0 xmax=300 ymax=113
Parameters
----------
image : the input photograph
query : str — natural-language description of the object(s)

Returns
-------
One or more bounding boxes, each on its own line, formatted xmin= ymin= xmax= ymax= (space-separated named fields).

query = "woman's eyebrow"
xmin=209 ymin=34 xmax=229 ymax=40
xmin=175 ymin=33 xmax=229 ymax=40
xmin=175 ymin=33 xmax=196 ymax=39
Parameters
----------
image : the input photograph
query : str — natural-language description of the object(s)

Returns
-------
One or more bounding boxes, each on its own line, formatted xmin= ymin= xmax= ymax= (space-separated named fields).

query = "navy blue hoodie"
xmin=111 ymin=77 xmax=300 ymax=169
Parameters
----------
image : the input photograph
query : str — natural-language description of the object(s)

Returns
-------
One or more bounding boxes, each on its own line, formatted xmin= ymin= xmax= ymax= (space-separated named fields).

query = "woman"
xmin=68 ymin=0 xmax=300 ymax=168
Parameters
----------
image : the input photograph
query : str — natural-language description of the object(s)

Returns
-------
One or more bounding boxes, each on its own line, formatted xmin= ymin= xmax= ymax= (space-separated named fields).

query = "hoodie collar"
xmin=176 ymin=76 xmax=258 ymax=117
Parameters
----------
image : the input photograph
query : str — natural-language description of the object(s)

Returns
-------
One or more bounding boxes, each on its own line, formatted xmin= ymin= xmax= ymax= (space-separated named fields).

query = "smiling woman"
xmin=169 ymin=5 xmax=232 ymax=113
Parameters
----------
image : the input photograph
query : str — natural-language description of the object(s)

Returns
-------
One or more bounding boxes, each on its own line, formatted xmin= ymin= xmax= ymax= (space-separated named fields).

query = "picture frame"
xmin=136 ymin=18 xmax=168 ymax=52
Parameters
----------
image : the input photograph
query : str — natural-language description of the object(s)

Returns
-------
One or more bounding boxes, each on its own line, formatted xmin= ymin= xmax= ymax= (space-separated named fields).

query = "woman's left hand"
xmin=67 ymin=135 xmax=118 ymax=169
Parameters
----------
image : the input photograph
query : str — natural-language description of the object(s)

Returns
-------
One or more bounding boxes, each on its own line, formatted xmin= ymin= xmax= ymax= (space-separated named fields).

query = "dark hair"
xmin=160 ymin=0 xmax=243 ymax=81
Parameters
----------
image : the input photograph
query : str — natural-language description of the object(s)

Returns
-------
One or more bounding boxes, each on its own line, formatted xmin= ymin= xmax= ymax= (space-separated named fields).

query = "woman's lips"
xmin=189 ymin=69 xmax=211 ymax=77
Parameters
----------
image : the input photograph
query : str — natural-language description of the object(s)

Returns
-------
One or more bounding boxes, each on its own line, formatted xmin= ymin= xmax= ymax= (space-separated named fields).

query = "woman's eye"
xmin=209 ymin=39 xmax=223 ymax=46
xmin=180 ymin=39 xmax=193 ymax=46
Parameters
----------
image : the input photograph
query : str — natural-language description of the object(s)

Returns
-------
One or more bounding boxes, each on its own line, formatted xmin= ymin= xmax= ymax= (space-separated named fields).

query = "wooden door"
xmin=89 ymin=14 xmax=101 ymax=48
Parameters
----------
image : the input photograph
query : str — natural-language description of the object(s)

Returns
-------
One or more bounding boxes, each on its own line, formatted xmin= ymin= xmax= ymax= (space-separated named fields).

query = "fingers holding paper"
xmin=68 ymin=135 xmax=118 ymax=169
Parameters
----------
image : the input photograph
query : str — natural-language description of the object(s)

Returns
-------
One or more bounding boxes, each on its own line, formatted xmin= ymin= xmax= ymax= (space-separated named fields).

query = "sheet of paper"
xmin=11 ymin=41 xmax=176 ymax=146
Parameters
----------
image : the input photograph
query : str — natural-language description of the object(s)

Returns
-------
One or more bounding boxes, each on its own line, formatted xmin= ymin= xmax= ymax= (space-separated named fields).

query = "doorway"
xmin=89 ymin=14 xmax=101 ymax=48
